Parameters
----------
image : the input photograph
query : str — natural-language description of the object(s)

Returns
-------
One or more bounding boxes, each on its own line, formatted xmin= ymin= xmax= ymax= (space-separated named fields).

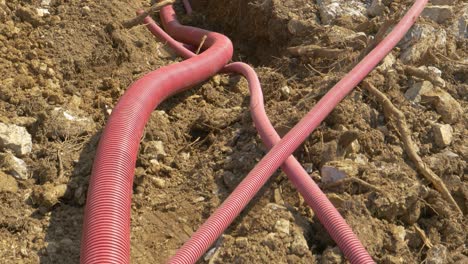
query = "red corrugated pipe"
xmin=80 ymin=0 xmax=428 ymax=263
xmin=142 ymin=12 xmax=373 ymax=263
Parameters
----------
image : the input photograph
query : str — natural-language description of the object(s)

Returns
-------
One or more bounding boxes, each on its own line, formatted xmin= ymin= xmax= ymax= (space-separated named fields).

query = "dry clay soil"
xmin=0 ymin=0 xmax=467 ymax=263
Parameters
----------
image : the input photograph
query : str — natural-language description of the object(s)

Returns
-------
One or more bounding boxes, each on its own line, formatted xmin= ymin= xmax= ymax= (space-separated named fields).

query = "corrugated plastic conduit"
xmin=80 ymin=1 xmax=428 ymax=263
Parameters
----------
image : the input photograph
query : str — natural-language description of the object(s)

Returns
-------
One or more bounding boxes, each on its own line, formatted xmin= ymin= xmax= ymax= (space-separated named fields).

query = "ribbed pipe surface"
xmin=143 ymin=15 xmax=374 ymax=263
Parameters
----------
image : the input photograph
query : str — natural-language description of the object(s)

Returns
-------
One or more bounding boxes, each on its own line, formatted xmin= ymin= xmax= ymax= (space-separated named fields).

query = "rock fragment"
xmin=274 ymin=219 xmax=290 ymax=235
xmin=321 ymin=160 xmax=358 ymax=183
xmin=0 ymin=152 xmax=28 ymax=180
xmin=0 ymin=122 xmax=32 ymax=156
xmin=405 ymin=81 xmax=434 ymax=102
xmin=422 ymin=88 xmax=463 ymax=124
xmin=0 ymin=170 xmax=18 ymax=193
xmin=422 ymin=5 xmax=453 ymax=24
xmin=432 ymin=123 xmax=453 ymax=147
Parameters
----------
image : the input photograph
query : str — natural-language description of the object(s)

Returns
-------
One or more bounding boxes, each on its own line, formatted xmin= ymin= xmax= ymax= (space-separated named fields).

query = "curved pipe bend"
xmin=81 ymin=0 xmax=428 ymax=263
xmin=80 ymin=5 xmax=233 ymax=264
xmin=142 ymin=15 xmax=373 ymax=263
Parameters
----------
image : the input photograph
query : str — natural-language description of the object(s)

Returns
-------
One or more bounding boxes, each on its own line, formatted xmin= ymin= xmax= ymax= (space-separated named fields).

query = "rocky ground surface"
xmin=0 ymin=0 xmax=466 ymax=263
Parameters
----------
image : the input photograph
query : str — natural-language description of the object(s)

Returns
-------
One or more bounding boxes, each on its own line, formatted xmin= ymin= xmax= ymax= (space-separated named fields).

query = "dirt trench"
xmin=0 ymin=0 xmax=467 ymax=263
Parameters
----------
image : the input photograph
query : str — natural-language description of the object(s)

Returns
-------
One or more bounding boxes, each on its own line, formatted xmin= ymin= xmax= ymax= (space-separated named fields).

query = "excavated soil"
xmin=0 ymin=0 xmax=467 ymax=263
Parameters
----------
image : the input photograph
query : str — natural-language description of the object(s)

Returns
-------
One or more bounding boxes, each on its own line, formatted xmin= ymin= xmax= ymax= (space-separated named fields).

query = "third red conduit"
xmin=80 ymin=0 xmax=428 ymax=263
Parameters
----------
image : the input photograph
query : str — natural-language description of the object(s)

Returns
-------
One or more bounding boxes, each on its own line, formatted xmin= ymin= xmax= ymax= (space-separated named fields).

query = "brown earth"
xmin=0 ymin=0 xmax=466 ymax=263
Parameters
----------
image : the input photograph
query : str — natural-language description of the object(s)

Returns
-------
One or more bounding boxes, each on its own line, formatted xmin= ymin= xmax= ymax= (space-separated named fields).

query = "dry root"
xmin=122 ymin=0 xmax=175 ymax=28
xmin=362 ymin=81 xmax=462 ymax=217
xmin=287 ymin=44 xmax=347 ymax=59
xmin=403 ymin=65 xmax=445 ymax=87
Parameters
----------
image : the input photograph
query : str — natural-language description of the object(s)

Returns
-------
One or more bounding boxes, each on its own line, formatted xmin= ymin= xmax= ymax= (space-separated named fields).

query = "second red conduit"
xmin=80 ymin=1 xmax=428 ymax=263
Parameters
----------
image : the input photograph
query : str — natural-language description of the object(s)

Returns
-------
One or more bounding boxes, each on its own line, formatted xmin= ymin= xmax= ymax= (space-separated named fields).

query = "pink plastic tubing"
xmin=162 ymin=0 xmax=428 ymax=263
xmin=80 ymin=0 xmax=427 ymax=263
xmin=80 ymin=6 xmax=233 ymax=264
xmin=142 ymin=14 xmax=373 ymax=263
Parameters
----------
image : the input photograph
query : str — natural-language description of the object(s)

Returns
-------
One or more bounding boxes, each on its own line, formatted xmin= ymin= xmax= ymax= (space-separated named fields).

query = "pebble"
xmin=290 ymin=232 xmax=309 ymax=256
xmin=144 ymin=141 xmax=166 ymax=159
xmin=317 ymin=0 xmax=367 ymax=25
xmin=422 ymin=5 xmax=453 ymax=24
xmin=422 ymin=87 xmax=463 ymax=124
xmin=274 ymin=219 xmax=290 ymax=235
xmin=234 ymin=237 xmax=249 ymax=248
xmin=425 ymin=244 xmax=447 ymax=264
xmin=280 ymin=86 xmax=291 ymax=96
xmin=399 ymin=25 xmax=446 ymax=63
xmin=432 ymin=123 xmax=453 ymax=147
xmin=0 ymin=122 xmax=32 ymax=156
xmin=321 ymin=160 xmax=358 ymax=183
xmin=0 ymin=170 xmax=18 ymax=193
xmin=405 ymin=81 xmax=433 ymax=102
xmin=152 ymin=177 xmax=166 ymax=188
xmin=0 ymin=152 xmax=29 ymax=180
xmin=367 ymin=0 xmax=385 ymax=17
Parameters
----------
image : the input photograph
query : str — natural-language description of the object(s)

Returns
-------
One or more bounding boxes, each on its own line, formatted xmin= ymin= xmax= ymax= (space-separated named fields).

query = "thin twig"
xmin=196 ymin=35 xmax=207 ymax=55
xmin=122 ymin=0 xmax=175 ymax=28
xmin=362 ymin=81 xmax=462 ymax=216
xmin=321 ymin=177 xmax=383 ymax=193
xmin=414 ymin=224 xmax=433 ymax=249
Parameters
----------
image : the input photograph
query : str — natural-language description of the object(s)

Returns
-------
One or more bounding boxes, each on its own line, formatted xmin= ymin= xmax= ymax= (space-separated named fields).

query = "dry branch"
xmin=122 ymin=0 xmax=175 ymax=28
xmin=403 ymin=65 xmax=445 ymax=87
xmin=362 ymin=81 xmax=462 ymax=216
xmin=287 ymin=44 xmax=347 ymax=59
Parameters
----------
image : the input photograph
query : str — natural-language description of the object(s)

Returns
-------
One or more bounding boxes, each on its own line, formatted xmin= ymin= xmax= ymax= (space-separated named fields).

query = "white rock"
xmin=317 ymin=0 xmax=367 ymax=25
xmin=422 ymin=5 xmax=453 ymax=24
xmin=425 ymin=244 xmax=447 ymax=264
xmin=0 ymin=122 xmax=32 ymax=156
xmin=280 ymin=86 xmax=291 ymax=96
xmin=321 ymin=160 xmax=358 ymax=183
xmin=36 ymin=8 xmax=49 ymax=17
xmin=421 ymin=87 xmax=463 ymax=124
xmin=405 ymin=81 xmax=434 ymax=102
xmin=291 ymin=232 xmax=309 ymax=256
xmin=274 ymin=219 xmax=290 ymax=235
xmin=48 ymin=108 xmax=96 ymax=138
xmin=144 ymin=141 xmax=166 ymax=159
xmin=0 ymin=153 xmax=28 ymax=180
xmin=377 ymin=53 xmax=396 ymax=72
xmin=432 ymin=123 xmax=453 ymax=147
xmin=399 ymin=25 xmax=446 ymax=63
xmin=41 ymin=0 xmax=51 ymax=6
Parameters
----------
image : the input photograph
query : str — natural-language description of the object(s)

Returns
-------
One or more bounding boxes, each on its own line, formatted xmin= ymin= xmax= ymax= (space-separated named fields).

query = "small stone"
xmin=0 ymin=153 xmax=28 ymax=179
xmin=152 ymin=177 xmax=166 ymax=188
xmin=317 ymin=0 xmax=367 ymax=25
xmin=46 ymin=241 xmax=59 ymax=255
xmin=34 ymin=183 xmax=68 ymax=208
xmin=274 ymin=219 xmax=290 ymax=235
xmin=377 ymin=53 xmax=396 ymax=72
xmin=262 ymin=233 xmax=279 ymax=250
xmin=280 ymin=86 xmax=291 ymax=96
xmin=82 ymin=6 xmax=91 ymax=14
xmin=0 ymin=170 xmax=18 ymax=193
xmin=0 ymin=122 xmax=32 ymax=156
xmin=193 ymin=196 xmax=205 ymax=203
xmin=290 ymin=232 xmax=309 ymax=256
xmin=422 ymin=5 xmax=453 ymax=24
xmin=144 ymin=141 xmax=166 ymax=159
xmin=405 ymin=81 xmax=433 ymax=102
xmin=367 ymin=0 xmax=385 ymax=17
xmin=432 ymin=123 xmax=453 ymax=147
xmin=425 ymin=244 xmax=447 ymax=264
xmin=399 ymin=25 xmax=446 ymax=63
xmin=235 ymin=237 xmax=248 ymax=248
xmin=222 ymin=170 xmax=238 ymax=189
xmin=60 ymin=238 xmax=73 ymax=247
xmin=47 ymin=108 xmax=96 ymax=138
xmin=321 ymin=160 xmax=358 ymax=183
xmin=36 ymin=8 xmax=49 ymax=17
xmin=421 ymin=87 xmax=463 ymax=124
xmin=321 ymin=247 xmax=343 ymax=264
xmin=273 ymin=188 xmax=284 ymax=205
